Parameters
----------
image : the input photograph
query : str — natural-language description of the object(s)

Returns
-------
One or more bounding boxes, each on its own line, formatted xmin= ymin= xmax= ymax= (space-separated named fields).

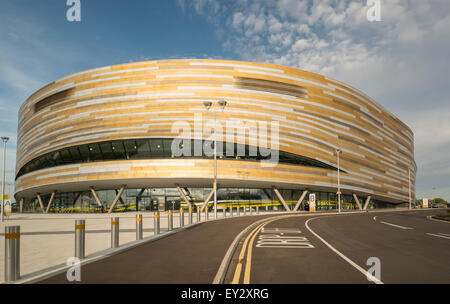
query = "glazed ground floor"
xmin=19 ymin=187 xmax=399 ymax=213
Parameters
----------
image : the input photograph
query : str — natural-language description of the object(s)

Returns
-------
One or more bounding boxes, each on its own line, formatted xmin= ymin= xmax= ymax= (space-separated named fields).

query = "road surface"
xmin=38 ymin=209 xmax=449 ymax=284
xmin=226 ymin=209 xmax=450 ymax=284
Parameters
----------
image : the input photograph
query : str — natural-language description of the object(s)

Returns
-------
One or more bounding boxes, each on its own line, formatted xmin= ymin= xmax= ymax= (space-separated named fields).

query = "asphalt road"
xmin=226 ymin=209 xmax=450 ymax=284
xmin=38 ymin=209 xmax=449 ymax=284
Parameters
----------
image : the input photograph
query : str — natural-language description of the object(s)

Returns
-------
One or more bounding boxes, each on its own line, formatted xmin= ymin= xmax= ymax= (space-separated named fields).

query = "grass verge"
xmin=433 ymin=211 xmax=450 ymax=222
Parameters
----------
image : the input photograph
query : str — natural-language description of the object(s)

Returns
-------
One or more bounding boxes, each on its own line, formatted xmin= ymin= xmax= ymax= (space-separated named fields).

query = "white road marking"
xmin=255 ymin=244 xmax=315 ymax=248
xmin=305 ymin=217 xmax=383 ymax=284
xmin=439 ymin=233 xmax=450 ymax=237
xmin=426 ymin=233 xmax=450 ymax=240
xmin=380 ymin=221 xmax=413 ymax=230
xmin=261 ymin=228 xmax=302 ymax=234
xmin=373 ymin=216 xmax=377 ymax=221
xmin=257 ymin=227 xmax=315 ymax=248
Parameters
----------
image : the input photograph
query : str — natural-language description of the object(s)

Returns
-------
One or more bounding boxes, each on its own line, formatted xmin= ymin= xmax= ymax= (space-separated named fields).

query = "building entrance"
xmin=166 ymin=196 xmax=181 ymax=210
xmin=136 ymin=196 xmax=159 ymax=211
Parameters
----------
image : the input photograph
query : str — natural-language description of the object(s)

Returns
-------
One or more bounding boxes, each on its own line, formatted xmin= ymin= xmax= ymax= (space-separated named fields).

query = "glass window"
xmin=60 ymin=149 xmax=72 ymax=163
xmin=40 ymin=154 xmax=52 ymax=168
xmin=236 ymin=143 xmax=245 ymax=157
xmin=52 ymin=151 xmax=62 ymax=165
xmin=112 ymin=141 xmax=126 ymax=159
xmin=136 ymin=139 xmax=151 ymax=158
xmin=69 ymin=147 xmax=82 ymax=162
xmin=35 ymin=187 xmax=397 ymax=213
xmin=78 ymin=146 xmax=90 ymax=162
xmin=203 ymin=140 xmax=214 ymax=158
xmin=124 ymin=140 xmax=138 ymax=159
xmin=163 ymin=139 xmax=172 ymax=155
xmin=16 ymin=138 xmax=340 ymax=179
xmin=88 ymin=143 xmax=102 ymax=161
xmin=150 ymin=139 xmax=164 ymax=157
xmin=100 ymin=142 xmax=115 ymax=160
xmin=32 ymin=159 xmax=41 ymax=171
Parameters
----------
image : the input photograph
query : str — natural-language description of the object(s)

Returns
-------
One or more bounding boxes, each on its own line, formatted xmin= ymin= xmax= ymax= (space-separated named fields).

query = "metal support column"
xmin=272 ymin=187 xmax=292 ymax=212
xmin=4 ymin=226 xmax=20 ymax=282
xmin=176 ymin=185 xmax=192 ymax=209
xmin=90 ymin=187 xmax=103 ymax=208
xmin=352 ymin=193 xmax=363 ymax=210
xmin=293 ymin=190 xmax=309 ymax=212
xmin=1 ymin=137 xmax=8 ymax=223
xmin=75 ymin=220 xmax=85 ymax=259
xmin=108 ymin=186 xmax=126 ymax=214
xmin=188 ymin=207 xmax=193 ymax=225
xmin=180 ymin=209 xmax=185 ymax=227
xmin=196 ymin=206 xmax=201 ymax=222
xmin=36 ymin=193 xmax=45 ymax=214
xmin=200 ymin=189 xmax=215 ymax=212
xmin=168 ymin=211 xmax=173 ymax=231
xmin=45 ymin=191 xmax=57 ymax=214
xmin=363 ymin=196 xmax=372 ymax=210
xmin=136 ymin=215 xmax=143 ymax=240
xmin=111 ymin=217 xmax=119 ymax=248
xmin=154 ymin=211 xmax=160 ymax=235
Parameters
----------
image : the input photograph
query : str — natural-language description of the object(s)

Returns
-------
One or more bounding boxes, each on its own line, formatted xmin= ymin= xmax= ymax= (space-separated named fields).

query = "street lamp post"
xmin=1 ymin=136 xmax=10 ymax=223
xmin=336 ymin=148 xmax=341 ymax=213
xmin=203 ymin=101 xmax=227 ymax=220
xmin=213 ymin=109 xmax=217 ymax=220
xmin=409 ymin=167 xmax=412 ymax=210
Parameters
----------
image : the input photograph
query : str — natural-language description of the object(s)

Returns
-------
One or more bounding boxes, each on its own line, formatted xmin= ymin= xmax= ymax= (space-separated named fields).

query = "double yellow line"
xmin=231 ymin=217 xmax=282 ymax=284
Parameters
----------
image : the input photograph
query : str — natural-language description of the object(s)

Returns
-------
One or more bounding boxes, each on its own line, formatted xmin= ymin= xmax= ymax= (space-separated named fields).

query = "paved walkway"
xmin=0 ymin=212 xmax=184 ymax=283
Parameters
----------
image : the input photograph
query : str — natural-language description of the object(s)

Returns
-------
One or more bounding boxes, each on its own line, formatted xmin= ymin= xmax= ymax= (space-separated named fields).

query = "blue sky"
xmin=1 ymin=0 xmax=449 ymax=201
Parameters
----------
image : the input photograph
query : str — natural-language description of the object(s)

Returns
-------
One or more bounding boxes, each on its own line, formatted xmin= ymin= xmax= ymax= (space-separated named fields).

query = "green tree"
xmin=431 ymin=198 xmax=448 ymax=207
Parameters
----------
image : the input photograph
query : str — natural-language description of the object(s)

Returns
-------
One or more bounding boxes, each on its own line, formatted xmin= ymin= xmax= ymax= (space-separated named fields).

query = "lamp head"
xmin=1 ymin=137 xmax=9 ymax=143
xmin=203 ymin=101 xmax=213 ymax=110
xmin=218 ymin=100 xmax=227 ymax=108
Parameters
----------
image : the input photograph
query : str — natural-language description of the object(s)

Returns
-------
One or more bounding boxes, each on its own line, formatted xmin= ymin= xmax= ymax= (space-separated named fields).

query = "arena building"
xmin=14 ymin=59 xmax=416 ymax=213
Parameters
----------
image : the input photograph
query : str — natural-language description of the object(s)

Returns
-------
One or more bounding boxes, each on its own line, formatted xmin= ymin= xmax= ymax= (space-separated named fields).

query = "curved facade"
xmin=15 ymin=59 xmax=416 ymax=212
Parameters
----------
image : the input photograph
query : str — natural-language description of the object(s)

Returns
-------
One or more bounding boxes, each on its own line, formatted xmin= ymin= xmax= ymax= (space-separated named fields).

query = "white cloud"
xmin=0 ymin=64 xmax=43 ymax=93
xmin=291 ymin=39 xmax=309 ymax=52
xmin=178 ymin=0 xmax=450 ymax=201
xmin=276 ymin=0 xmax=309 ymax=21
xmin=232 ymin=12 xmax=246 ymax=29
